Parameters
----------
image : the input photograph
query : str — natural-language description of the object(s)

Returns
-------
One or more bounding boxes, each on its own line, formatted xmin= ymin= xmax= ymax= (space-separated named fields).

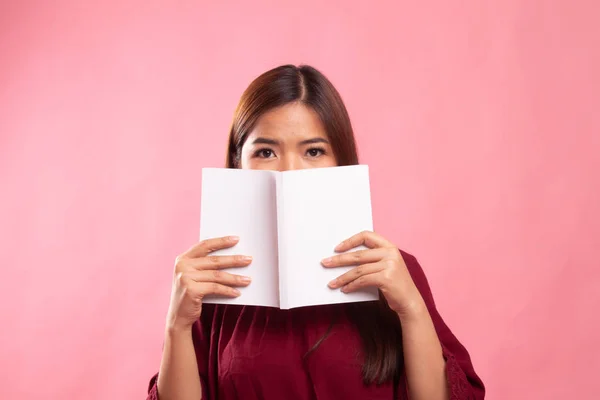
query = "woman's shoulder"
xmin=398 ymin=248 xmax=418 ymax=263
xmin=398 ymin=248 xmax=425 ymax=277
xmin=396 ymin=248 xmax=437 ymax=302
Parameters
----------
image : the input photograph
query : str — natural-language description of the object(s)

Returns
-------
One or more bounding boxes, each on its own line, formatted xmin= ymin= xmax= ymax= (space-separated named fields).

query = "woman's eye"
xmin=255 ymin=149 xmax=274 ymax=158
xmin=306 ymin=148 xmax=325 ymax=157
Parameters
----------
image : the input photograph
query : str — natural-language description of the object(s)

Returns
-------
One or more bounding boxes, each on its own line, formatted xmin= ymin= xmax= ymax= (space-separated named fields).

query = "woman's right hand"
xmin=166 ymin=235 xmax=252 ymax=332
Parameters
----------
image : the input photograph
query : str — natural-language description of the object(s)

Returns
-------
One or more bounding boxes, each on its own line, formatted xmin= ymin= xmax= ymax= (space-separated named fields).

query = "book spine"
xmin=275 ymin=173 xmax=287 ymax=309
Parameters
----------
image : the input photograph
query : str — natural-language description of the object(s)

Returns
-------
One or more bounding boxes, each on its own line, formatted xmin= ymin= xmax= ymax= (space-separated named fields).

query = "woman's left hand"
xmin=322 ymin=230 xmax=427 ymax=321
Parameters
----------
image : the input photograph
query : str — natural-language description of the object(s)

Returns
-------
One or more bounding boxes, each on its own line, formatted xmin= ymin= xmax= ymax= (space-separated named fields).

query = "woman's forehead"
xmin=248 ymin=103 xmax=327 ymax=142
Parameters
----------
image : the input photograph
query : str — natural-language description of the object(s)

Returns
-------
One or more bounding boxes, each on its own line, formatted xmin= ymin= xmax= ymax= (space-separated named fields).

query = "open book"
xmin=199 ymin=165 xmax=379 ymax=309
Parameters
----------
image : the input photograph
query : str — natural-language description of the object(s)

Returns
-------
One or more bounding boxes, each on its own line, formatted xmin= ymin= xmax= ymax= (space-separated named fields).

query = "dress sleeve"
xmin=401 ymin=250 xmax=486 ymax=400
xmin=145 ymin=305 xmax=216 ymax=400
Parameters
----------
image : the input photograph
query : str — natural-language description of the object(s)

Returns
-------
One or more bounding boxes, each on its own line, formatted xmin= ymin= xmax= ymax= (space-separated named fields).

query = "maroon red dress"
xmin=147 ymin=251 xmax=485 ymax=399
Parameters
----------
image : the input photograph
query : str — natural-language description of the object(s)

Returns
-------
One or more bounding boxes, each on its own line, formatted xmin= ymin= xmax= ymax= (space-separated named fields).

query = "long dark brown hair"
xmin=225 ymin=64 xmax=404 ymax=385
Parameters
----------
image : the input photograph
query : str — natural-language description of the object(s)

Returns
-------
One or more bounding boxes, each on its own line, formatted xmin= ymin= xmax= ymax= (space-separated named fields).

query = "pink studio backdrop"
xmin=1 ymin=1 xmax=599 ymax=399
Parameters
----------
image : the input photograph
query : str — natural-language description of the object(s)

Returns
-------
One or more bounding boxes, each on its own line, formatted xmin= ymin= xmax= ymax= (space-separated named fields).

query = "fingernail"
xmin=335 ymin=241 xmax=344 ymax=251
xmin=242 ymin=256 xmax=253 ymax=262
xmin=233 ymin=289 xmax=241 ymax=296
xmin=341 ymin=286 xmax=348 ymax=293
xmin=240 ymin=276 xmax=252 ymax=283
xmin=328 ymin=279 xmax=338 ymax=288
xmin=321 ymin=257 xmax=332 ymax=265
xmin=229 ymin=236 xmax=240 ymax=242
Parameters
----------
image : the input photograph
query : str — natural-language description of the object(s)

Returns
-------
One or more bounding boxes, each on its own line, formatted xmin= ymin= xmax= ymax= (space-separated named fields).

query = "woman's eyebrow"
xmin=251 ymin=137 xmax=280 ymax=145
xmin=298 ymin=138 xmax=329 ymax=145
xmin=251 ymin=137 xmax=329 ymax=146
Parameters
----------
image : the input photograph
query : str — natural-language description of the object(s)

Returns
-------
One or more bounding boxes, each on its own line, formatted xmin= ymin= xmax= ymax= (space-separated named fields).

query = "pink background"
xmin=1 ymin=1 xmax=599 ymax=399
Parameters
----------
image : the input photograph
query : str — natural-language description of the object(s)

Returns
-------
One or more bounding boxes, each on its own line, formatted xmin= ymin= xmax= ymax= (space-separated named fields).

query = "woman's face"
xmin=240 ymin=103 xmax=338 ymax=171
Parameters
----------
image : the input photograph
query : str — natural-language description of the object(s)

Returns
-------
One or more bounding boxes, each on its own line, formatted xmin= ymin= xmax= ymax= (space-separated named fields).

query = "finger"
xmin=321 ymin=248 xmax=390 ymax=268
xmin=328 ymin=262 xmax=384 ymax=288
xmin=339 ymin=272 xmax=382 ymax=293
xmin=183 ymin=270 xmax=252 ymax=287
xmin=184 ymin=236 xmax=240 ymax=258
xmin=186 ymin=254 xmax=252 ymax=271
xmin=334 ymin=230 xmax=394 ymax=252
xmin=191 ymin=281 xmax=242 ymax=298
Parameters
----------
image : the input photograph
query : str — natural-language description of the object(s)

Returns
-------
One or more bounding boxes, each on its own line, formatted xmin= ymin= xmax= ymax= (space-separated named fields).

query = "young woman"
xmin=147 ymin=65 xmax=485 ymax=400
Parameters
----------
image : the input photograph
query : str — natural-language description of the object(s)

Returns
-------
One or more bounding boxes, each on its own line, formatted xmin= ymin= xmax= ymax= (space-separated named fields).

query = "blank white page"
xmin=199 ymin=168 xmax=279 ymax=307
xmin=278 ymin=165 xmax=379 ymax=309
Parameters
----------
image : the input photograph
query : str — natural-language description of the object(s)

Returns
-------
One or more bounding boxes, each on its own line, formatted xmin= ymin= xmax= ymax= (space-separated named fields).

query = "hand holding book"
xmin=322 ymin=230 xmax=428 ymax=322
xmin=165 ymin=236 xmax=251 ymax=331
